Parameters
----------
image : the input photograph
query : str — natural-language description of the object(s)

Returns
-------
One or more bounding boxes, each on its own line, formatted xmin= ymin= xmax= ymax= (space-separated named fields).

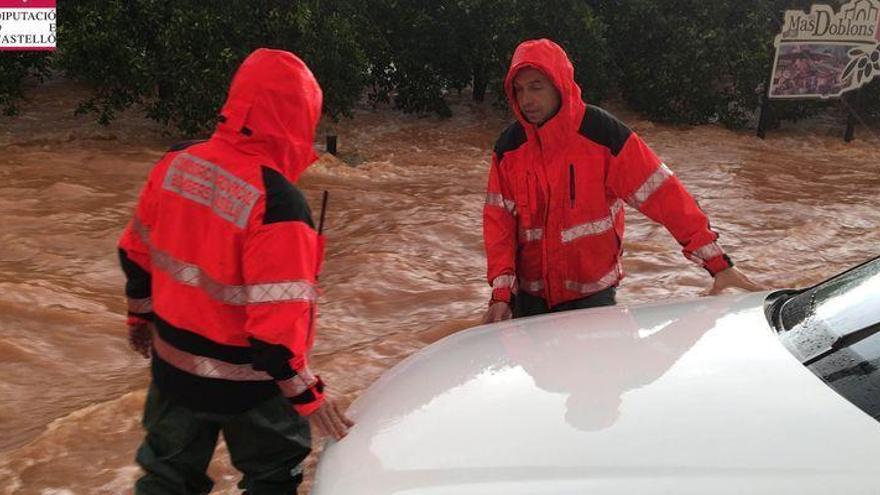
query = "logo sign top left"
xmin=0 ymin=0 xmax=56 ymax=52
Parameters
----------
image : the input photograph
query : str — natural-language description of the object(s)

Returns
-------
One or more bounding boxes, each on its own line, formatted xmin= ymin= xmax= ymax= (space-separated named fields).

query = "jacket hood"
xmin=212 ymin=48 xmax=323 ymax=183
xmin=504 ymin=39 xmax=585 ymax=136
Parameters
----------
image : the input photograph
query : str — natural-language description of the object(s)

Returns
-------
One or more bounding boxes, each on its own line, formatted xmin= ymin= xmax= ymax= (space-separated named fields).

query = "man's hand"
xmin=128 ymin=321 xmax=153 ymax=359
xmin=309 ymin=397 xmax=355 ymax=441
xmin=707 ymin=267 xmax=765 ymax=296
xmin=482 ymin=301 xmax=512 ymax=324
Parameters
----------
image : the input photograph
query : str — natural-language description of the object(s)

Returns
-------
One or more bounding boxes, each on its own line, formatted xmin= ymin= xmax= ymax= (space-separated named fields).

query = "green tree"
xmin=57 ymin=1 xmax=367 ymax=134
xmin=4 ymin=1 xmax=872 ymax=130
xmin=444 ymin=0 xmax=515 ymax=102
xmin=359 ymin=0 xmax=611 ymax=115
xmin=358 ymin=0 xmax=457 ymax=116
xmin=55 ymin=0 xmax=154 ymax=125
xmin=0 ymin=52 xmax=51 ymax=115
xmin=505 ymin=0 xmax=613 ymax=104
xmin=600 ymin=0 xmax=774 ymax=126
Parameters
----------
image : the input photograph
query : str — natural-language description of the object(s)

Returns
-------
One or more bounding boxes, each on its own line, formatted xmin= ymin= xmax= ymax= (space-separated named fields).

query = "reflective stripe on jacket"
xmin=483 ymin=39 xmax=732 ymax=308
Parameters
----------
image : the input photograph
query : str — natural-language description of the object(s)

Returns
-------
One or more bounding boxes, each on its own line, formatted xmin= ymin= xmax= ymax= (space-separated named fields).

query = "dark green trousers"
xmin=135 ymin=384 xmax=311 ymax=495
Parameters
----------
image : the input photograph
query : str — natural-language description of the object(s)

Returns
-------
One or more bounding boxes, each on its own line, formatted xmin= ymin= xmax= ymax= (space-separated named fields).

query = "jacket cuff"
xmin=490 ymin=288 xmax=513 ymax=304
xmin=705 ymin=254 xmax=734 ymax=276
xmin=126 ymin=314 xmax=152 ymax=326
xmin=277 ymin=372 xmax=325 ymax=416
xmin=126 ymin=296 xmax=154 ymax=321
xmin=288 ymin=375 xmax=326 ymax=416
xmin=489 ymin=273 xmax=516 ymax=304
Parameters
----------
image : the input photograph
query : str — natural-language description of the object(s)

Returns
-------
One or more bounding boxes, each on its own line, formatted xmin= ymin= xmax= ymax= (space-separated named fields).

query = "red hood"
xmin=504 ymin=39 xmax=585 ymax=140
xmin=211 ymin=48 xmax=323 ymax=183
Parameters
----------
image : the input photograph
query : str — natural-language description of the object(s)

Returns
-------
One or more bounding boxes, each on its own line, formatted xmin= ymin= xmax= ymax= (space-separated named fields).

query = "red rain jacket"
xmin=484 ymin=39 xmax=732 ymax=308
xmin=118 ymin=49 xmax=326 ymax=415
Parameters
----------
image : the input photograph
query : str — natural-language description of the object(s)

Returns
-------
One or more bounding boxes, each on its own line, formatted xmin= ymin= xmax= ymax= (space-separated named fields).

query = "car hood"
xmin=313 ymin=292 xmax=880 ymax=494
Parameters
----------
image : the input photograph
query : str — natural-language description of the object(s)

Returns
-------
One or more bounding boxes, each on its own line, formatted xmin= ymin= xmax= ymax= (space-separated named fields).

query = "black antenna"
xmin=318 ymin=190 xmax=329 ymax=235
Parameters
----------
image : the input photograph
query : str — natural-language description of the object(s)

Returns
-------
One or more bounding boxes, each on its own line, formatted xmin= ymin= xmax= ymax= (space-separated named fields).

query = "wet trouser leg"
xmin=224 ymin=395 xmax=312 ymax=495
xmin=135 ymin=384 xmax=311 ymax=495
xmin=135 ymin=385 xmax=219 ymax=495
xmin=513 ymin=286 xmax=617 ymax=318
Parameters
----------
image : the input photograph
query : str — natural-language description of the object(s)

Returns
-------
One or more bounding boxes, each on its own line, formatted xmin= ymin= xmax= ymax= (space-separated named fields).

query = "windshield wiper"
xmin=764 ymin=289 xmax=802 ymax=332
xmin=802 ymin=321 xmax=880 ymax=366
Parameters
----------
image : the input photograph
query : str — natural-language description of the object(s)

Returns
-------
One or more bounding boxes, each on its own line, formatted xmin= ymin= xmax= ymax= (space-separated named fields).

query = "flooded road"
xmin=1 ymin=80 xmax=878 ymax=493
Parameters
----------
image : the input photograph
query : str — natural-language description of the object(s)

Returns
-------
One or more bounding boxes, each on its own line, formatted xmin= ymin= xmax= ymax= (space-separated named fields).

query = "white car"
xmin=313 ymin=258 xmax=880 ymax=495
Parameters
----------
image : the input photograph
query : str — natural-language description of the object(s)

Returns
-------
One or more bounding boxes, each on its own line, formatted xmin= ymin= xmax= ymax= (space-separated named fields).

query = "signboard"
xmin=0 ymin=0 xmax=56 ymax=52
xmin=769 ymin=0 xmax=880 ymax=99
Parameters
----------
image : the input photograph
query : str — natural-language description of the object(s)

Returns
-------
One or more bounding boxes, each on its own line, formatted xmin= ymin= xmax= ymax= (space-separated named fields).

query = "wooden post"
xmin=843 ymin=90 xmax=861 ymax=143
xmin=757 ymin=10 xmax=785 ymax=139
xmin=756 ymin=44 xmax=773 ymax=139
xmin=844 ymin=110 xmax=856 ymax=143
xmin=326 ymin=135 xmax=338 ymax=155
xmin=318 ymin=191 xmax=329 ymax=235
xmin=757 ymin=91 xmax=772 ymax=139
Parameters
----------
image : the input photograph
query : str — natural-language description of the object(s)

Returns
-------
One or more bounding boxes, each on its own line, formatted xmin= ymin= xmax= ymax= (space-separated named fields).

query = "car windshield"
xmin=768 ymin=256 xmax=880 ymax=422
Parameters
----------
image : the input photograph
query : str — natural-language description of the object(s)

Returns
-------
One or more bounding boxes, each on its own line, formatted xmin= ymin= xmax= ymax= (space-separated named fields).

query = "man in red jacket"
xmin=119 ymin=48 xmax=352 ymax=494
xmin=483 ymin=39 xmax=761 ymax=323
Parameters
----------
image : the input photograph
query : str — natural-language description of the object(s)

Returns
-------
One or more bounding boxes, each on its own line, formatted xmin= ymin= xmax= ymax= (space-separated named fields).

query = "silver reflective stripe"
xmin=560 ymin=200 xmax=624 ymax=244
xmin=162 ymin=153 xmax=262 ymax=228
xmin=127 ymin=297 xmax=153 ymax=314
xmin=152 ymin=330 xmax=272 ymax=382
xmin=277 ymin=370 xmax=318 ymax=398
xmin=564 ymin=264 xmax=622 ymax=295
xmin=492 ymin=274 xmax=516 ymax=290
xmin=247 ymin=282 xmax=318 ymax=304
xmin=626 ymin=163 xmax=673 ymax=210
xmin=153 ymin=331 xmax=315 ymax=398
xmin=133 ymin=217 xmax=151 ymax=246
xmin=132 ymin=218 xmax=317 ymax=306
xmin=687 ymin=242 xmax=724 ymax=265
xmin=151 ymin=248 xmax=247 ymax=304
xmin=485 ymin=192 xmax=516 ymax=214
xmin=520 ymin=227 xmax=544 ymax=242
xmin=521 ymin=279 xmax=544 ymax=292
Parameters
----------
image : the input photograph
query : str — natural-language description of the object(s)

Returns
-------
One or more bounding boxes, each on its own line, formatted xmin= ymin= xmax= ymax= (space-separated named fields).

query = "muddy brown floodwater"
xmin=1 ymin=80 xmax=878 ymax=494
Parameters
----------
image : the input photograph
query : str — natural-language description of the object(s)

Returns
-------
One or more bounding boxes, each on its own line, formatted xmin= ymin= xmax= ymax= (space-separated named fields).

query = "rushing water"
xmin=1 ymin=80 xmax=878 ymax=494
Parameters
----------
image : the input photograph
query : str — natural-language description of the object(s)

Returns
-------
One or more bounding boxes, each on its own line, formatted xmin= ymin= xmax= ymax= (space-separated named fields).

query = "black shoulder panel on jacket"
xmin=493 ymin=121 xmax=527 ymax=164
xmin=167 ymin=139 xmax=207 ymax=152
xmin=260 ymin=166 xmax=315 ymax=227
xmin=578 ymin=105 xmax=633 ymax=157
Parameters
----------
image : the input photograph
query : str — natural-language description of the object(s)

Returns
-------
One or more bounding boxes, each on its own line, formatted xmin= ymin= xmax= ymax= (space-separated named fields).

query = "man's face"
xmin=512 ymin=68 xmax=561 ymax=126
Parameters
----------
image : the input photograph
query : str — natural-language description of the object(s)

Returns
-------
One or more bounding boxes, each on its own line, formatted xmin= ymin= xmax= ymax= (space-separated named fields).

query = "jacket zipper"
xmin=569 ymin=164 xmax=575 ymax=208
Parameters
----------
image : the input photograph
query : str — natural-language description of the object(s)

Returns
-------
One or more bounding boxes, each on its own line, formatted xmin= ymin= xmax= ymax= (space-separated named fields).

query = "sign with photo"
xmin=769 ymin=0 xmax=880 ymax=99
